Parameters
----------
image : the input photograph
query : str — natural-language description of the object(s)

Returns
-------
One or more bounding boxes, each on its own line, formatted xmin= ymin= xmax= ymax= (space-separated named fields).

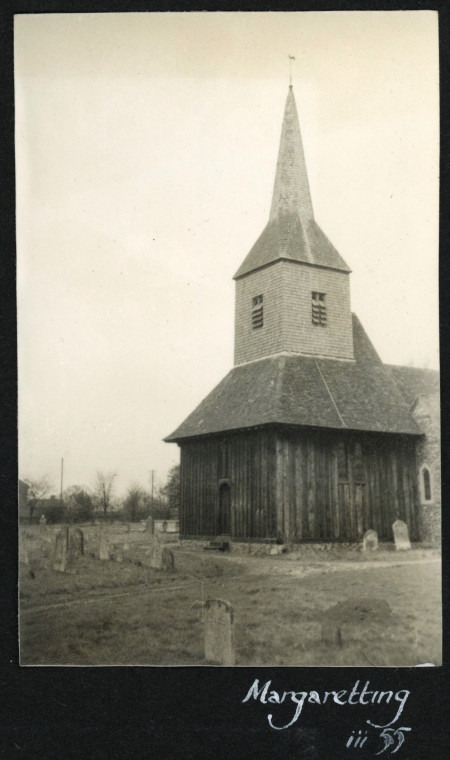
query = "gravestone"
xmin=69 ymin=527 xmax=84 ymax=558
xmin=392 ymin=520 xmax=411 ymax=551
xmin=321 ymin=620 xmax=343 ymax=647
xmin=162 ymin=547 xmax=175 ymax=572
xmin=204 ymin=598 xmax=235 ymax=666
xmin=39 ymin=514 xmax=47 ymax=526
xmin=52 ymin=527 xmax=69 ymax=572
xmin=162 ymin=520 xmax=168 ymax=533
xmin=146 ymin=516 xmax=154 ymax=534
xmin=322 ymin=597 xmax=392 ymax=647
xmin=98 ymin=530 xmax=110 ymax=560
xmin=150 ymin=533 xmax=163 ymax=569
xmin=362 ymin=529 xmax=378 ymax=551
xmin=19 ymin=533 xmax=29 ymax=566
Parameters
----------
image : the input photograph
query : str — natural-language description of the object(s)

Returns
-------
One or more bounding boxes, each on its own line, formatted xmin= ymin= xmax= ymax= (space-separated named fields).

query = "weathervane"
xmin=288 ymin=54 xmax=295 ymax=85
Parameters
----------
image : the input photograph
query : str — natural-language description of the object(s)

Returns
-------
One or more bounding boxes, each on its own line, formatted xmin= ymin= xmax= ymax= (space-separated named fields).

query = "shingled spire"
xmin=234 ymin=86 xmax=350 ymax=279
xmin=269 ymin=85 xmax=314 ymax=224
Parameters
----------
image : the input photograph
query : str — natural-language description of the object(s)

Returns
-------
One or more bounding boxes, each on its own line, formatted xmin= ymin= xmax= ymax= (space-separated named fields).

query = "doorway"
xmin=218 ymin=483 xmax=231 ymax=535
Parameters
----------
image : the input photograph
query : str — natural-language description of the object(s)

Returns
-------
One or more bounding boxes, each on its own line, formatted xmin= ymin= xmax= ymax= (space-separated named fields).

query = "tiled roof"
xmin=165 ymin=315 xmax=422 ymax=441
xmin=234 ymin=214 xmax=351 ymax=279
xmin=387 ymin=364 xmax=440 ymax=406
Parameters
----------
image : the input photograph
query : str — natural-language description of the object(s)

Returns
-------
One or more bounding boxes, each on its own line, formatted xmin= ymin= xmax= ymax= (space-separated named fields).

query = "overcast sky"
xmin=16 ymin=11 xmax=439 ymax=497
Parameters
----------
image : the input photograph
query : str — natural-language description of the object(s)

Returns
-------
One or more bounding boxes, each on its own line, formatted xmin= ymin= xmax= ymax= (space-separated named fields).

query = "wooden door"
xmin=218 ymin=484 xmax=231 ymax=535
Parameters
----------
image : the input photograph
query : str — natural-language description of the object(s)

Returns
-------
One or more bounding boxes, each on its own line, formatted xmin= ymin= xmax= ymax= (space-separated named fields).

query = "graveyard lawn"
xmin=19 ymin=526 xmax=441 ymax=666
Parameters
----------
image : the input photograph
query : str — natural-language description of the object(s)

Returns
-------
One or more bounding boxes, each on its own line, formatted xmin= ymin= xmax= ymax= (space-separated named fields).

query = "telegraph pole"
xmin=149 ymin=470 xmax=155 ymax=508
xmin=60 ymin=458 xmax=64 ymax=501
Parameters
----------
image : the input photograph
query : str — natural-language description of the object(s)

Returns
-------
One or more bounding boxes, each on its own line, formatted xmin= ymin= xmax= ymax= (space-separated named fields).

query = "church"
xmin=165 ymin=85 xmax=440 ymax=545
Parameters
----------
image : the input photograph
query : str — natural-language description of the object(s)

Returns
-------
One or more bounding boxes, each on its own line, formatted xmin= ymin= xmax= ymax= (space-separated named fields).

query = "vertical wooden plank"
xmin=367 ymin=445 xmax=376 ymax=533
xmin=284 ymin=438 xmax=292 ymax=541
xmin=287 ymin=439 xmax=295 ymax=540
xmin=307 ymin=440 xmax=316 ymax=538
xmin=294 ymin=440 xmax=303 ymax=540
xmin=355 ymin=484 xmax=364 ymax=538
xmin=331 ymin=442 xmax=340 ymax=538
xmin=339 ymin=483 xmax=350 ymax=538
xmin=301 ymin=441 xmax=308 ymax=538
xmin=275 ymin=434 xmax=284 ymax=539
xmin=391 ymin=449 xmax=399 ymax=521
xmin=324 ymin=441 xmax=333 ymax=539
xmin=347 ymin=440 xmax=355 ymax=538
xmin=260 ymin=431 xmax=266 ymax=539
xmin=315 ymin=443 xmax=323 ymax=538
xmin=261 ymin=431 xmax=273 ymax=538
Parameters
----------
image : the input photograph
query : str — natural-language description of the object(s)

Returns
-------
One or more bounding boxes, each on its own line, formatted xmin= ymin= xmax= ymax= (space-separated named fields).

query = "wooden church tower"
xmin=165 ymin=85 xmax=424 ymax=544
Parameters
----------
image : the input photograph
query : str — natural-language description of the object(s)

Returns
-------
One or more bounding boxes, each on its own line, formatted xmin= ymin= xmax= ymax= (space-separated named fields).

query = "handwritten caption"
xmin=242 ymin=679 xmax=411 ymax=753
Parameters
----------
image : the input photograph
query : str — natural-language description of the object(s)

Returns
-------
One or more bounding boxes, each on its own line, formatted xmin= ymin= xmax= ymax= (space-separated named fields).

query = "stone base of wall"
xmin=180 ymin=539 xmax=366 ymax=556
xmin=419 ymin=502 xmax=441 ymax=543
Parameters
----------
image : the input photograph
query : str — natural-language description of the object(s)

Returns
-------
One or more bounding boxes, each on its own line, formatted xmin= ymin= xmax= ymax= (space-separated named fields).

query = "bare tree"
xmin=23 ymin=475 xmax=53 ymax=520
xmin=94 ymin=470 xmax=117 ymax=515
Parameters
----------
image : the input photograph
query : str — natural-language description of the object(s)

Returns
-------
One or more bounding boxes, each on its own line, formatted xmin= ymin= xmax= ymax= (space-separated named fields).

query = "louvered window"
xmin=312 ymin=291 xmax=327 ymax=326
xmin=252 ymin=294 xmax=264 ymax=329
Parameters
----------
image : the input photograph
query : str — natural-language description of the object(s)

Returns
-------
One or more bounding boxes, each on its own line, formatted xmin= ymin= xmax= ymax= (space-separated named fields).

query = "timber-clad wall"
xmin=179 ymin=428 xmax=420 ymax=542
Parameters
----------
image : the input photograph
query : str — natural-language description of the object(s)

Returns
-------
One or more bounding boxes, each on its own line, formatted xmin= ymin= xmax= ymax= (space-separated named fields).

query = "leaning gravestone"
xmin=362 ymin=529 xmax=378 ymax=551
xmin=204 ymin=598 xmax=235 ymax=666
xmin=98 ymin=530 xmax=110 ymax=560
xmin=52 ymin=527 xmax=69 ymax=572
xmin=392 ymin=520 xmax=411 ymax=551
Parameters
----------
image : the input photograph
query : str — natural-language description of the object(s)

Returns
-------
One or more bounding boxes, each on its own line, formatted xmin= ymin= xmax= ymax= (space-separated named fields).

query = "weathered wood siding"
xmin=180 ymin=430 xmax=277 ymax=540
xmin=180 ymin=428 xmax=420 ymax=541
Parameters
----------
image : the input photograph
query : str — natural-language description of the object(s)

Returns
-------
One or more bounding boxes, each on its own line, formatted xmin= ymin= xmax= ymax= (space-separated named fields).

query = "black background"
xmin=1 ymin=2 xmax=448 ymax=758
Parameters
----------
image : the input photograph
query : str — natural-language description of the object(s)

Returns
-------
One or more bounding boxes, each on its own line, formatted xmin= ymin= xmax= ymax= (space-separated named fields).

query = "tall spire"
xmin=269 ymin=86 xmax=314 ymax=223
xmin=234 ymin=85 xmax=350 ymax=280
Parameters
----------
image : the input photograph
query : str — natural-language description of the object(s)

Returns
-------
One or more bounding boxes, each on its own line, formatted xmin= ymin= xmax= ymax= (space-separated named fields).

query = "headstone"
xmin=204 ymin=598 xmax=235 ymax=666
xmin=322 ymin=597 xmax=392 ymax=646
xmin=99 ymin=530 xmax=110 ymax=560
xmin=162 ymin=520 xmax=168 ymax=533
xmin=52 ymin=527 xmax=68 ymax=572
xmin=162 ymin=547 xmax=175 ymax=572
xmin=150 ymin=533 xmax=163 ymax=569
xmin=19 ymin=533 xmax=29 ymax=566
xmin=39 ymin=514 xmax=47 ymax=526
xmin=321 ymin=621 xmax=343 ymax=647
xmin=146 ymin=516 xmax=154 ymax=534
xmin=362 ymin=529 xmax=378 ymax=551
xmin=270 ymin=545 xmax=283 ymax=555
xmin=392 ymin=520 xmax=411 ymax=551
xmin=69 ymin=527 xmax=84 ymax=558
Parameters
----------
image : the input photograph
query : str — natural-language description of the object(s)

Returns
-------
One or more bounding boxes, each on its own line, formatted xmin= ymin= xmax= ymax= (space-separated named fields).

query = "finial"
xmin=288 ymin=54 xmax=295 ymax=86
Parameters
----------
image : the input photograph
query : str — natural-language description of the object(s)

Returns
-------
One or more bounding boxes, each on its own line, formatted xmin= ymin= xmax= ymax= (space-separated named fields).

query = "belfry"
xmin=165 ymin=85 xmax=440 ymax=545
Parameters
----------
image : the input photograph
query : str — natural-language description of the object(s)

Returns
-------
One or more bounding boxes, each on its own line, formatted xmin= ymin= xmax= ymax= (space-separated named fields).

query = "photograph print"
xmin=16 ymin=11 xmax=441 ymax=666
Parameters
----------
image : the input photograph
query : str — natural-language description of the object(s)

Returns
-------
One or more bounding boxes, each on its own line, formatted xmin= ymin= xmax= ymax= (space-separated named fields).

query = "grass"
xmin=19 ymin=524 xmax=441 ymax=667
